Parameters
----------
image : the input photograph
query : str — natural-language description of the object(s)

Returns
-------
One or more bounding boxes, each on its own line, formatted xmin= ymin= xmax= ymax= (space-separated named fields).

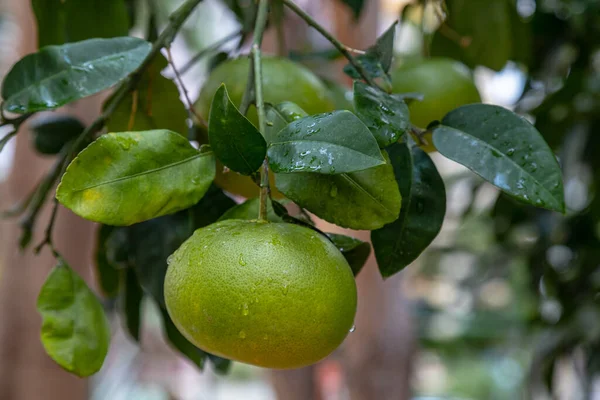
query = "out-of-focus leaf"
xmin=31 ymin=115 xmax=85 ymax=155
xmin=94 ymin=225 xmax=121 ymax=297
xmin=121 ymin=268 xmax=143 ymax=342
xmin=159 ymin=307 xmax=205 ymax=369
xmin=325 ymin=233 xmax=371 ymax=276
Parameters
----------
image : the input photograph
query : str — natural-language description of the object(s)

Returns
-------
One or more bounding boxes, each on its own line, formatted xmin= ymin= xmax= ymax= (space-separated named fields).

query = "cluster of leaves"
xmin=0 ymin=0 xmax=567 ymax=380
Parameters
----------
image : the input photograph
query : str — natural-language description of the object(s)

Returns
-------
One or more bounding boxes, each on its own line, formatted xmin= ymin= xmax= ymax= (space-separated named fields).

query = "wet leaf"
xmin=268 ymin=110 xmax=385 ymax=174
xmin=353 ymin=81 xmax=409 ymax=147
xmin=325 ymin=233 xmax=371 ymax=276
xmin=371 ymin=142 xmax=446 ymax=277
xmin=208 ymin=84 xmax=266 ymax=175
xmin=56 ymin=130 xmax=216 ymax=225
xmin=432 ymin=104 xmax=565 ymax=212
xmin=37 ymin=260 xmax=110 ymax=377
xmin=264 ymin=102 xmax=308 ymax=144
xmin=2 ymin=37 xmax=151 ymax=113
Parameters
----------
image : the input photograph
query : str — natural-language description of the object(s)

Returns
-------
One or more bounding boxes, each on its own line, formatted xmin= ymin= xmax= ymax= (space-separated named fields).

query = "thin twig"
xmin=165 ymin=46 xmax=208 ymax=128
xmin=180 ymin=30 xmax=242 ymax=75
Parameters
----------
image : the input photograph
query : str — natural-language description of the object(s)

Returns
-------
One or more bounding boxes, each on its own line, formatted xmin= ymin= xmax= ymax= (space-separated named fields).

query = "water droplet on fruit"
xmin=238 ymin=330 xmax=246 ymax=339
xmin=239 ymin=254 xmax=246 ymax=266
xmin=282 ymin=284 xmax=289 ymax=295
xmin=330 ymin=185 xmax=338 ymax=197
xmin=242 ymin=303 xmax=249 ymax=316
xmin=263 ymin=335 xmax=269 ymax=340
xmin=349 ymin=325 xmax=356 ymax=333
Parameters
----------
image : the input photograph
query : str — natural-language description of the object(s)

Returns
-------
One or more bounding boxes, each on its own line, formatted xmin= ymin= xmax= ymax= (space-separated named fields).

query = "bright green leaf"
xmin=371 ymin=142 xmax=446 ymax=277
xmin=121 ymin=268 xmax=143 ymax=342
xmin=325 ymin=233 xmax=371 ymax=276
xmin=433 ymin=104 xmax=565 ymax=212
xmin=275 ymin=151 xmax=401 ymax=230
xmin=353 ymin=81 xmax=410 ymax=147
xmin=56 ymin=130 xmax=216 ymax=226
xmin=218 ymin=197 xmax=282 ymax=222
xmin=37 ymin=260 xmax=110 ymax=377
xmin=106 ymin=55 xmax=188 ymax=135
xmin=2 ymin=37 xmax=151 ymax=113
xmin=208 ymin=84 xmax=266 ymax=175
xmin=268 ymin=110 xmax=385 ymax=174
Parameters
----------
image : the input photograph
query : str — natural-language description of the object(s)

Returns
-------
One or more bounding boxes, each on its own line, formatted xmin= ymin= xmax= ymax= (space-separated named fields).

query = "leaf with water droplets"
xmin=208 ymin=84 xmax=266 ymax=175
xmin=353 ymin=81 xmax=410 ymax=147
xmin=57 ymin=130 xmax=216 ymax=225
xmin=371 ymin=142 xmax=446 ymax=277
xmin=325 ymin=233 xmax=371 ymax=276
xmin=268 ymin=110 xmax=385 ymax=174
xmin=2 ymin=37 xmax=151 ymax=113
xmin=432 ymin=104 xmax=565 ymax=212
xmin=264 ymin=102 xmax=308 ymax=144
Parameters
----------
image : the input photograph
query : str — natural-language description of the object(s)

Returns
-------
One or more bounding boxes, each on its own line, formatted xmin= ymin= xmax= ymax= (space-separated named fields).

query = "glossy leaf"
xmin=32 ymin=0 xmax=129 ymax=48
xmin=353 ymin=81 xmax=410 ymax=147
xmin=94 ymin=225 xmax=121 ymax=297
xmin=56 ymin=130 xmax=216 ymax=226
xmin=268 ymin=110 xmax=385 ymax=174
xmin=159 ymin=307 xmax=206 ymax=369
xmin=326 ymin=233 xmax=371 ymax=276
xmin=31 ymin=115 xmax=85 ymax=155
xmin=37 ymin=260 xmax=110 ymax=377
xmin=121 ymin=268 xmax=143 ymax=342
xmin=106 ymin=56 xmax=188 ymax=135
xmin=2 ymin=37 xmax=151 ymax=114
xmin=371 ymin=142 xmax=446 ymax=277
xmin=208 ymin=84 xmax=266 ymax=175
xmin=264 ymin=102 xmax=308 ymax=144
xmin=275 ymin=151 xmax=401 ymax=230
xmin=218 ymin=197 xmax=282 ymax=222
xmin=433 ymin=104 xmax=565 ymax=212
xmin=344 ymin=21 xmax=397 ymax=80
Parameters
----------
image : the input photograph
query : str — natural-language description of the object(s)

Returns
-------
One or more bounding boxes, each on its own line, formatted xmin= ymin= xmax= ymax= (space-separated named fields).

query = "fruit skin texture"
xmin=391 ymin=57 xmax=481 ymax=152
xmin=164 ymin=219 xmax=357 ymax=369
xmin=195 ymin=57 xmax=334 ymax=198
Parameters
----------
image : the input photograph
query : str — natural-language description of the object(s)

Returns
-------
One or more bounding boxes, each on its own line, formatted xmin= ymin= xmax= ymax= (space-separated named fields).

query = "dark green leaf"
xmin=218 ymin=197 xmax=282 ymax=222
xmin=121 ymin=268 xmax=143 ymax=342
xmin=268 ymin=110 xmax=385 ymax=174
xmin=275 ymin=151 xmax=401 ymax=230
xmin=56 ymin=130 xmax=216 ymax=226
xmin=325 ymin=233 xmax=371 ymax=276
xmin=208 ymin=84 xmax=266 ymax=175
xmin=37 ymin=260 xmax=110 ymax=377
xmin=31 ymin=115 xmax=85 ymax=155
xmin=344 ymin=21 xmax=397 ymax=79
xmin=207 ymin=353 xmax=232 ymax=374
xmin=32 ymin=0 xmax=129 ymax=48
xmin=371 ymin=142 xmax=446 ymax=277
xmin=94 ymin=225 xmax=121 ymax=297
xmin=222 ymin=0 xmax=258 ymax=31
xmin=2 ymin=37 xmax=151 ymax=113
xmin=353 ymin=81 xmax=409 ymax=147
xmin=433 ymin=104 xmax=565 ymax=212
xmin=190 ymin=184 xmax=238 ymax=228
xmin=265 ymin=102 xmax=308 ymax=144
xmin=339 ymin=0 xmax=366 ymax=19
xmin=106 ymin=55 xmax=188 ymax=135
xmin=159 ymin=306 xmax=205 ymax=369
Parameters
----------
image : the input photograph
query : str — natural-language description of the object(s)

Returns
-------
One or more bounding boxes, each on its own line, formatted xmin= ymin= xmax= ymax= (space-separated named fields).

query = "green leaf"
xmin=222 ymin=0 xmax=258 ymax=32
xmin=37 ymin=260 xmax=110 ymax=377
xmin=31 ymin=115 xmax=85 ymax=155
xmin=339 ymin=0 xmax=366 ymax=19
xmin=56 ymin=130 xmax=216 ymax=226
xmin=32 ymin=0 xmax=129 ymax=48
xmin=275 ymin=151 xmax=401 ymax=230
xmin=159 ymin=306 xmax=206 ymax=369
xmin=353 ymin=81 xmax=410 ymax=147
xmin=106 ymin=55 xmax=188 ymax=135
xmin=207 ymin=353 xmax=232 ymax=374
xmin=121 ymin=268 xmax=143 ymax=342
xmin=2 ymin=37 xmax=151 ymax=113
xmin=432 ymin=104 xmax=565 ymax=212
xmin=325 ymin=233 xmax=371 ymax=276
xmin=265 ymin=102 xmax=308 ymax=144
xmin=208 ymin=84 xmax=266 ymax=175
xmin=268 ymin=110 xmax=385 ymax=174
xmin=343 ymin=21 xmax=397 ymax=80
xmin=94 ymin=225 xmax=121 ymax=297
xmin=371 ymin=142 xmax=446 ymax=277
xmin=218 ymin=197 xmax=282 ymax=222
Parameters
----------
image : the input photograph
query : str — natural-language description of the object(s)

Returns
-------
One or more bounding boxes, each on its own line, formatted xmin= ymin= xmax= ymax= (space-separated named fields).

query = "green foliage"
xmin=264 ymin=102 xmax=308 ymax=144
xmin=94 ymin=225 xmax=121 ymax=297
xmin=325 ymin=233 xmax=371 ymax=276
xmin=268 ymin=110 xmax=385 ymax=174
xmin=208 ymin=84 xmax=266 ymax=175
xmin=37 ymin=260 xmax=110 ymax=377
xmin=56 ymin=130 xmax=215 ymax=225
xmin=219 ymin=198 xmax=283 ymax=222
xmin=2 ymin=37 xmax=151 ymax=113
xmin=31 ymin=115 xmax=85 ymax=155
xmin=344 ymin=21 xmax=397 ymax=81
xmin=353 ymin=81 xmax=410 ymax=147
xmin=432 ymin=104 xmax=565 ymax=212
xmin=371 ymin=142 xmax=446 ymax=277
xmin=122 ymin=268 xmax=143 ymax=342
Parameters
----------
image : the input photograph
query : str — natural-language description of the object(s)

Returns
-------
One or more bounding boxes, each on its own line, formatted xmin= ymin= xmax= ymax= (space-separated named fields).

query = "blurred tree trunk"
xmin=0 ymin=1 xmax=97 ymax=399
xmin=269 ymin=1 xmax=416 ymax=399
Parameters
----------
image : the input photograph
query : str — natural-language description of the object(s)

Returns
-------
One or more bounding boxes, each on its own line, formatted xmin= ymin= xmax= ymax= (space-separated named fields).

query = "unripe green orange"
xmin=164 ymin=219 xmax=357 ymax=369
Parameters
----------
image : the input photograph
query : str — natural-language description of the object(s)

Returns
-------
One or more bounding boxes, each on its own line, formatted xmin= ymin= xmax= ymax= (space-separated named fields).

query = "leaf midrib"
xmin=269 ymin=140 xmax=384 ymax=164
xmin=340 ymin=173 xmax=396 ymax=216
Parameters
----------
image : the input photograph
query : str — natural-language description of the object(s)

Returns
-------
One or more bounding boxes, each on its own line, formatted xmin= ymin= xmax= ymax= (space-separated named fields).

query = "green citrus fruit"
xmin=195 ymin=57 xmax=334 ymax=198
xmin=164 ymin=219 xmax=357 ymax=369
xmin=391 ymin=57 xmax=481 ymax=152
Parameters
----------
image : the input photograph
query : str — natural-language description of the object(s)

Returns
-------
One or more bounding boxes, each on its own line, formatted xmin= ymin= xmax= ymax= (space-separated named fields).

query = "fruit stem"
xmin=281 ymin=0 xmax=381 ymax=89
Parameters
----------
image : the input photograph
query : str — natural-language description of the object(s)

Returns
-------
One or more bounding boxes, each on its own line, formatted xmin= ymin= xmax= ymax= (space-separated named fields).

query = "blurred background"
xmin=0 ymin=0 xmax=599 ymax=399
